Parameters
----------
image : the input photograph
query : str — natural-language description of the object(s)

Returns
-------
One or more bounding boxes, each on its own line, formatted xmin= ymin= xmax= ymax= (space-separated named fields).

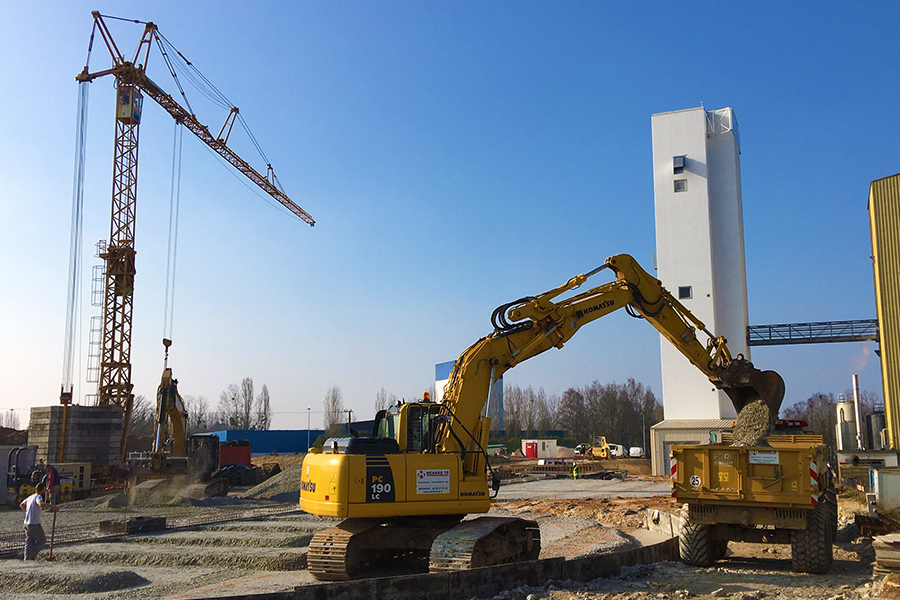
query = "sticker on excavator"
xmin=365 ymin=455 xmax=395 ymax=502
xmin=689 ymin=475 xmax=701 ymax=488
xmin=416 ymin=469 xmax=450 ymax=494
xmin=749 ymin=450 xmax=780 ymax=464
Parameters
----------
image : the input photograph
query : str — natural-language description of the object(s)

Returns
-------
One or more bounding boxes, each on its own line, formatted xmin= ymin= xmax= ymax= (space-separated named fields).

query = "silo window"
xmin=678 ymin=286 xmax=692 ymax=300
xmin=673 ymin=155 xmax=685 ymax=174
xmin=674 ymin=179 xmax=687 ymax=192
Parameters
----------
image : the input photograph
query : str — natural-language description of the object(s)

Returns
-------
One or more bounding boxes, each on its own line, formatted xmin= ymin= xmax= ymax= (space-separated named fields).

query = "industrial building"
xmin=648 ymin=106 xmax=749 ymax=475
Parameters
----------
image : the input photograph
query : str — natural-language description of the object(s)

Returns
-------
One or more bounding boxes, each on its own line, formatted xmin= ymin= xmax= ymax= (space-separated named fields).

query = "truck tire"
xmin=791 ymin=499 xmax=833 ymax=574
xmin=679 ymin=505 xmax=716 ymax=567
xmin=824 ymin=486 xmax=838 ymax=539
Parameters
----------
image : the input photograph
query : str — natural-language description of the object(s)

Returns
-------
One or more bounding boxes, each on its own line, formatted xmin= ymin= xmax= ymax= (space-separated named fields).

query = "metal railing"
xmin=747 ymin=319 xmax=878 ymax=346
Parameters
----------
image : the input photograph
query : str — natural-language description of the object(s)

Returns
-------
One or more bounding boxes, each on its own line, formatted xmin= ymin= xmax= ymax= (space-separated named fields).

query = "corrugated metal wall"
xmin=869 ymin=173 xmax=900 ymax=449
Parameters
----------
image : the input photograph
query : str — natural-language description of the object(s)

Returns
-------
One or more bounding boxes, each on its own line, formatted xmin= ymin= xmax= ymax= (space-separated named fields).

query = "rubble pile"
xmin=730 ymin=397 xmax=774 ymax=447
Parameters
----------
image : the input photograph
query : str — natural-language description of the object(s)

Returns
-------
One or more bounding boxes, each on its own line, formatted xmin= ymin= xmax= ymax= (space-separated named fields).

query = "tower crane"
xmin=73 ymin=12 xmax=314 ymax=465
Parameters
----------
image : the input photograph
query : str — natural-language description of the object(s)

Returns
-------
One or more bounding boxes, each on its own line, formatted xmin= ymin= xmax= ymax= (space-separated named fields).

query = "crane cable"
xmin=62 ymin=82 xmax=91 ymax=401
xmin=153 ymin=30 xmax=281 ymax=180
xmin=162 ymin=122 xmax=183 ymax=341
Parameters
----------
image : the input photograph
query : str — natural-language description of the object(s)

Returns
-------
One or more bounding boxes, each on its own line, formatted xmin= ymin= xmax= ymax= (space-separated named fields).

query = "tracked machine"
xmin=125 ymin=340 xmax=228 ymax=498
xmin=299 ymin=254 xmax=784 ymax=580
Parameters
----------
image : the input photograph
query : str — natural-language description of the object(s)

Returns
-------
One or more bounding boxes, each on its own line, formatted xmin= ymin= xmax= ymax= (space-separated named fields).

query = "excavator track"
xmin=308 ymin=517 xmax=458 ymax=581
xmin=429 ymin=517 xmax=541 ymax=572
xmin=307 ymin=519 xmax=380 ymax=581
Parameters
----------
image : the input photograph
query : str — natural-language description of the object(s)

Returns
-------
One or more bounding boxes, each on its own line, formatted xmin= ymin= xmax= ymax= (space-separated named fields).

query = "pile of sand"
xmin=241 ymin=464 xmax=301 ymax=503
xmin=0 ymin=567 xmax=149 ymax=594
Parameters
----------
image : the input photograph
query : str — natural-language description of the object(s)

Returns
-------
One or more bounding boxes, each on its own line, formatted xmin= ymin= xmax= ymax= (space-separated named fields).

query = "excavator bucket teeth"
xmin=748 ymin=370 xmax=785 ymax=417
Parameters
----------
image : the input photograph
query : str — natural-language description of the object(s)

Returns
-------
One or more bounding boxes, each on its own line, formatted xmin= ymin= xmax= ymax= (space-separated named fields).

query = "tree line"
xmin=319 ymin=378 xmax=664 ymax=449
xmin=504 ymin=379 xmax=663 ymax=449
xmin=129 ymin=376 xmax=272 ymax=436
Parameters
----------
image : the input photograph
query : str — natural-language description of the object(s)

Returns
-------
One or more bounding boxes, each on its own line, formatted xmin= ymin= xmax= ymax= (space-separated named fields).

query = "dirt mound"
xmin=242 ymin=464 xmax=301 ymax=503
xmin=539 ymin=523 xmax=636 ymax=559
xmin=0 ymin=427 xmax=27 ymax=445
xmin=0 ymin=567 xmax=149 ymax=594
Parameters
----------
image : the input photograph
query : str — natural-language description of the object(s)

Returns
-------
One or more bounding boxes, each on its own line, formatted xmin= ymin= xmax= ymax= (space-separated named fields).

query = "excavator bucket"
xmin=748 ymin=370 xmax=786 ymax=418
xmin=723 ymin=368 xmax=785 ymax=417
xmin=725 ymin=368 xmax=786 ymax=446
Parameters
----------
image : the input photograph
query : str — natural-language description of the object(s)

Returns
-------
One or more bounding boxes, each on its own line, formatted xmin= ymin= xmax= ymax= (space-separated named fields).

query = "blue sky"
xmin=1 ymin=2 xmax=896 ymax=430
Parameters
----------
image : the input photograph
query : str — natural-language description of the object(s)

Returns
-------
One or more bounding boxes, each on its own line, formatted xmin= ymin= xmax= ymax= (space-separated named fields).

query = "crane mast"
xmin=75 ymin=12 xmax=314 ymax=464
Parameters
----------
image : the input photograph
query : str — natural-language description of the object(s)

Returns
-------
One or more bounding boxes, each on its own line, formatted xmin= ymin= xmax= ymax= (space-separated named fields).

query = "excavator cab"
xmin=372 ymin=402 xmax=444 ymax=453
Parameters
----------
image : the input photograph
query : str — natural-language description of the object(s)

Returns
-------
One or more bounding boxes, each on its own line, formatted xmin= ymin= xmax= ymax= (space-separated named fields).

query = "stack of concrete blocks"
xmin=28 ymin=405 xmax=123 ymax=466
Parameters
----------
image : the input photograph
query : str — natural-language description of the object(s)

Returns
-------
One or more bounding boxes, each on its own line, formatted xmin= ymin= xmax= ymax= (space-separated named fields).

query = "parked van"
xmin=628 ymin=446 xmax=645 ymax=458
xmin=609 ymin=444 xmax=627 ymax=458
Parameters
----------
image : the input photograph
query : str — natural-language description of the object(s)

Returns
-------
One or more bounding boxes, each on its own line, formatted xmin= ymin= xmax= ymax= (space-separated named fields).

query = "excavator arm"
xmin=437 ymin=254 xmax=784 ymax=462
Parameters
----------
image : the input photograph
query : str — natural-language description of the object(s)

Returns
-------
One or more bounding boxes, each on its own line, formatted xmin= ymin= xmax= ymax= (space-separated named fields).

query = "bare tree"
xmin=254 ymin=385 xmax=272 ymax=430
xmin=783 ymin=393 xmax=839 ymax=452
xmin=375 ymin=387 xmax=388 ymax=413
xmin=183 ymin=395 xmax=210 ymax=434
xmin=240 ymin=377 xmax=255 ymax=429
xmin=323 ymin=386 xmax=344 ymax=436
xmin=129 ymin=395 xmax=154 ymax=436
xmin=218 ymin=383 xmax=243 ymax=428
xmin=0 ymin=409 xmax=21 ymax=430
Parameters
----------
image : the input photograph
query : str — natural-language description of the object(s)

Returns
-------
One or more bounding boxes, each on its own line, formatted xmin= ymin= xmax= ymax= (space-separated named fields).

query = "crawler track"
xmin=307 ymin=516 xmax=541 ymax=581
xmin=430 ymin=517 xmax=541 ymax=571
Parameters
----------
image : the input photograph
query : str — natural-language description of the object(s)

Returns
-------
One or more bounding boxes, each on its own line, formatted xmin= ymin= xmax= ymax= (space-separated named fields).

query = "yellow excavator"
xmin=126 ymin=340 xmax=227 ymax=498
xmin=299 ymin=254 xmax=784 ymax=580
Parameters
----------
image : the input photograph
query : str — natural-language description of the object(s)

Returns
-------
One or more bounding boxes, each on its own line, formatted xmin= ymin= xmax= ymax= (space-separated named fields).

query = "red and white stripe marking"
xmin=810 ymin=460 xmax=819 ymax=505
xmin=670 ymin=462 xmax=678 ymax=497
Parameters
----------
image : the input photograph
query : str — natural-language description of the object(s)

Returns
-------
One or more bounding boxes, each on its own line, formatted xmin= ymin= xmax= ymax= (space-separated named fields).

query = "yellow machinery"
xmin=591 ymin=436 xmax=611 ymax=459
xmin=300 ymin=254 xmax=785 ymax=579
xmin=672 ymin=434 xmax=834 ymax=573
xmin=5 ymin=447 xmax=77 ymax=507
xmin=126 ymin=340 xmax=227 ymax=497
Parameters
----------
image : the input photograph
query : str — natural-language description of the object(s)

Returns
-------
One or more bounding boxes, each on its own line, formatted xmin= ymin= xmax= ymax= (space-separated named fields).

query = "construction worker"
xmin=41 ymin=465 xmax=60 ymax=505
xmin=20 ymin=482 xmax=58 ymax=560
xmin=572 ymin=462 xmax=579 ymax=480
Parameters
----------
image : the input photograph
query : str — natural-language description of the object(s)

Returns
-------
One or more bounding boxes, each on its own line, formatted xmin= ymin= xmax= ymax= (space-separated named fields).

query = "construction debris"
xmin=730 ymin=397 xmax=774 ymax=447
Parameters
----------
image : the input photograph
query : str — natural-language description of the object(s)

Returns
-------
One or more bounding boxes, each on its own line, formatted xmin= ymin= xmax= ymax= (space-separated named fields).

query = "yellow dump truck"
xmin=671 ymin=434 xmax=837 ymax=574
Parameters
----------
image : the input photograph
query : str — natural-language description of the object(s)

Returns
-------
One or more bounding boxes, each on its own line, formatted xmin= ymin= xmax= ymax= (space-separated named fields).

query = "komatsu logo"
xmin=575 ymin=300 xmax=614 ymax=319
xmin=460 ymin=490 xmax=486 ymax=497
xmin=300 ymin=480 xmax=316 ymax=493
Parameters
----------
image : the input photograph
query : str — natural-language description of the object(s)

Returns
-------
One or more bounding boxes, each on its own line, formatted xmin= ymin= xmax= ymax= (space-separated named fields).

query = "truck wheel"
xmin=791 ymin=499 xmax=833 ymax=574
xmin=679 ymin=505 xmax=716 ymax=567
xmin=824 ymin=486 xmax=838 ymax=539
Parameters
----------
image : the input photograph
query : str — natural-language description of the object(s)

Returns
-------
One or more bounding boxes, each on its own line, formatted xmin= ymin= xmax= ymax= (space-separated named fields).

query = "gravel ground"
xmin=0 ymin=480 xmax=882 ymax=600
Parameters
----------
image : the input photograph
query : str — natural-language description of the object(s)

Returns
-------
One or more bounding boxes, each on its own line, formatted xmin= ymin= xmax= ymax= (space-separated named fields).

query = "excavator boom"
xmin=437 ymin=254 xmax=784 ymax=460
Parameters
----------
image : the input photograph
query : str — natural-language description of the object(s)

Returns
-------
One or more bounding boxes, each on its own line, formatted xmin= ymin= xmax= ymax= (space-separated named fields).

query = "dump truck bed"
xmin=672 ymin=435 xmax=828 ymax=526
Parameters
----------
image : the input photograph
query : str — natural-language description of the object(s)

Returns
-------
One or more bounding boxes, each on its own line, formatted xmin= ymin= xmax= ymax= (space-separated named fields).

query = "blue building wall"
xmin=209 ymin=429 xmax=325 ymax=455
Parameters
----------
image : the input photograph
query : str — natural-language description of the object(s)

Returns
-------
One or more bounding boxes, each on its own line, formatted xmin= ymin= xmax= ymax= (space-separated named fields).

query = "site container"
xmin=219 ymin=441 xmax=252 ymax=468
